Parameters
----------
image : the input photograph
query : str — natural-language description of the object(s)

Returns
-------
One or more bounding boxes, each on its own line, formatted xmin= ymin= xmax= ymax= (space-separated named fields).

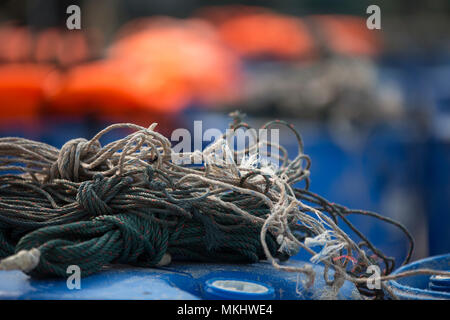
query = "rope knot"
xmin=76 ymin=174 xmax=131 ymax=216
xmin=144 ymin=166 xmax=167 ymax=191
xmin=149 ymin=180 xmax=167 ymax=191
xmin=50 ymin=138 xmax=101 ymax=182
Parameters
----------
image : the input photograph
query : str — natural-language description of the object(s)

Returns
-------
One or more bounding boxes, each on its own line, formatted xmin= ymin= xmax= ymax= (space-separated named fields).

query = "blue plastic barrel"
xmin=283 ymin=121 xmax=425 ymax=265
xmin=387 ymin=254 xmax=450 ymax=299
xmin=424 ymin=62 xmax=450 ymax=255
xmin=0 ymin=260 xmax=360 ymax=300
xmin=380 ymin=55 xmax=450 ymax=256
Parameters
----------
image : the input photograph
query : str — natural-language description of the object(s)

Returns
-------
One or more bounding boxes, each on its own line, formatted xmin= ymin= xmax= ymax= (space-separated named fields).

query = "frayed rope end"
xmin=0 ymin=248 xmax=40 ymax=273
xmin=155 ymin=253 xmax=171 ymax=267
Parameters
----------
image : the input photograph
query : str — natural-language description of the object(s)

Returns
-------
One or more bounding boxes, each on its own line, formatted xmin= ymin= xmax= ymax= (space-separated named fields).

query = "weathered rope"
xmin=0 ymin=171 xmax=279 ymax=277
xmin=0 ymin=114 xmax=448 ymax=299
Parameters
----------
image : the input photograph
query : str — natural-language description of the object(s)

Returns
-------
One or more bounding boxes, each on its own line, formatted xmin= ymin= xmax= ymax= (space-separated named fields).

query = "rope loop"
xmin=15 ymin=213 xmax=169 ymax=277
xmin=49 ymin=138 xmax=101 ymax=182
xmin=76 ymin=174 xmax=132 ymax=216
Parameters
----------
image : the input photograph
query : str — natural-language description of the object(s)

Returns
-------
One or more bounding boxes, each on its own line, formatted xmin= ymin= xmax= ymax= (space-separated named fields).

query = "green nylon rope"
xmin=0 ymin=169 xmax=280 ymax=277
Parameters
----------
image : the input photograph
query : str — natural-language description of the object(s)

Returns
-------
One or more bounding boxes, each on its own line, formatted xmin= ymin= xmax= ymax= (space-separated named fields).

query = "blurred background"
xmin=0 ymin=0 xmax=449 ymax=267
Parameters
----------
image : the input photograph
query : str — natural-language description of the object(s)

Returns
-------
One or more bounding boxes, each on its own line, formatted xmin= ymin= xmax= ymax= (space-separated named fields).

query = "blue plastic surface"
xmin=0 ymin=260 xmax=360 ymax=300
xmin=425 ymin=63 xmax=450 ymax=255
xmin=387 ymin=254 xmax=450 ymax=300
xmin=429 ymin=274 xmax=450 ymax=293
xmin=203 ymin=278 xmax=276 ymax=300
xmin=380 ymin=56 xmax=450 ymax=256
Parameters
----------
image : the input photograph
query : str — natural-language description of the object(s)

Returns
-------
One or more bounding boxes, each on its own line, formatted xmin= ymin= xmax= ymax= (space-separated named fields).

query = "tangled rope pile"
xmin=0 ymin=113 xmax=448 ymax=299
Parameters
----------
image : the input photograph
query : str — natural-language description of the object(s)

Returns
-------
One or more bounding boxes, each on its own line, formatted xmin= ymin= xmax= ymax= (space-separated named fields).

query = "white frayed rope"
xmin=0 ymin=248 xmax=40 ymax=272
xmin=305 ymin=231 xmax=346 ymax=264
